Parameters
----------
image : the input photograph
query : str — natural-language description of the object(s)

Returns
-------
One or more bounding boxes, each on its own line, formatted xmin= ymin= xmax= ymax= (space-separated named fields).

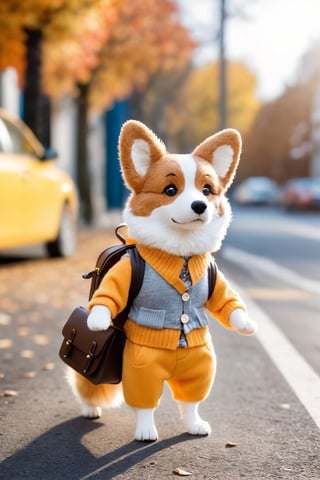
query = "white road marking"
xmin=276 ymin=221 xmax=320 ymax=241
xmin=235 ymin=284 xmax=320 ymax=429
xmin=231 ymin=214 xmax=320 ymax=241
xmin=223 ymin=246 xmax=320 ymax=294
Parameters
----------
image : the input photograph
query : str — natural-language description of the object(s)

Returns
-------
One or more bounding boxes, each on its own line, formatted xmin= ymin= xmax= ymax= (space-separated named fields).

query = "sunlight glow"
xmin=179 ymin=0 xmax=320 ymax=100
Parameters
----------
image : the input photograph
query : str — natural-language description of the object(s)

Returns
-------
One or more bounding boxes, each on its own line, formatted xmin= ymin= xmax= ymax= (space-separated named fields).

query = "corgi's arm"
xmin=206 ymin=267 xmax=257 ymax=335
xmin=87 ymin=255 xmax=132 ymax=331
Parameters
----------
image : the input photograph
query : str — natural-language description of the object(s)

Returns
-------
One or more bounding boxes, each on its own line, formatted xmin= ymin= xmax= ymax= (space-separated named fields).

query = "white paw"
xmin=179 ymin=402 xmax=211 ymax=436
xmin=135 ymin=424 xmax=158 ymax=442
xmin=81 ymin=405 xmax=102 ymax=419
xmin=187 ymin=418 xmax=211 ymax=436
xmin=135 ymin=408 xmax=158 ymax=442
xmin=87 ymin=305 xmax=111 ymax=331
xmin=230 ymin=308 xmax=257 ymax=335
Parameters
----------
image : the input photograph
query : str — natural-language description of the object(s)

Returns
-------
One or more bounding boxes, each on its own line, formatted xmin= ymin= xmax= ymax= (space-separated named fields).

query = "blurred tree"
xmin=129 ymin=64 xmax=193 ymax=146
xmin=0 ymin=0 xmax=194 ymax=223
xmin=0 ymin=1 xmax=68 ymax=145
xmin=0 ymin=0 xmax=118 ymax=94
xmin=185 ymin=0 xmax=261 ymax=131
xmin=242 ymin=83 xmax=314 ymax=183
xmin=23 ymin=28 xmax=51 ymax=148
xmin=45 ymin=0 xmax=194 ymax=222
xmin=152 ymin=61 xmax=259 ymax=152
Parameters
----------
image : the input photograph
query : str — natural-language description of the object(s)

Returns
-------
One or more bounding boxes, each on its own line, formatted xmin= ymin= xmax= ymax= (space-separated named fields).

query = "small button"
xmin=182 ymin=292 xmax=190 ymax=302
xmin=181 ymin=313 xmax=189 ymax=324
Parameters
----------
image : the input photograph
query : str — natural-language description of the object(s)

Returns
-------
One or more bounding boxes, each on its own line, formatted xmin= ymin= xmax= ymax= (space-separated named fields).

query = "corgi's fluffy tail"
xmin=67 ymin=368 xmax=123 ymax=417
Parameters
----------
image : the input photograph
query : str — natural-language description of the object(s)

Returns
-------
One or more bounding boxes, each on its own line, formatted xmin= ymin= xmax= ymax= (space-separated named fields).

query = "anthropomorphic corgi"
xmin=68 ymin=120 xmax=257 ymax=441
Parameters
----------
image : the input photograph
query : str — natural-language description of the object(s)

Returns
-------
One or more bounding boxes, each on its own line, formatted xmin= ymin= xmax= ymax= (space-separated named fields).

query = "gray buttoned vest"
xmin=128 ymin=262 xmax=212 ymax=336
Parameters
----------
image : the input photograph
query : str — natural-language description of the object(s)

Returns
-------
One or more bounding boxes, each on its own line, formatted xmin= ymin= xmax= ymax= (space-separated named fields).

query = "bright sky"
xmin=178 ymin=0 xmax=320 ymax=100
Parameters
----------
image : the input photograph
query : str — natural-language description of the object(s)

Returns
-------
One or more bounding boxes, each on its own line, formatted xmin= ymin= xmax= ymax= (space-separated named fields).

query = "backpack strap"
xmin=112 ymin=247 xmax=145 ymax=329
xmin=127 ymin=247 xmax=145 ymax=304
xmin=207 ymin=258 xmax=217 ymax=300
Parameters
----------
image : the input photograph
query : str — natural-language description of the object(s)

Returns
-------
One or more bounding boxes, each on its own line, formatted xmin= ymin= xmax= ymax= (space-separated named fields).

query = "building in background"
xmin=296 ymin=41 xmax=320 ymax=177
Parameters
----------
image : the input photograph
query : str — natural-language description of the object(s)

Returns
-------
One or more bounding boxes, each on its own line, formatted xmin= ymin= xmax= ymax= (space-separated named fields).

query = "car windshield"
xmin=0 ymin=116 xmax=38 ymax=156
xmin=311 ymin=178 xmax=320 ymax=190
xmin=247 ymin=177 xmax=275 ymax=189
xmin=0 ymin=118 xmax=13 ymax=152
xmin=293 ymin=178 xmax=320 ymax=190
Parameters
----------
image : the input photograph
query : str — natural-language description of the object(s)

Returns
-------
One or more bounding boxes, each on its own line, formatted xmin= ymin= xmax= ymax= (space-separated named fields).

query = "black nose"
xmin=191 ymin=201 xmax=207 ymax=215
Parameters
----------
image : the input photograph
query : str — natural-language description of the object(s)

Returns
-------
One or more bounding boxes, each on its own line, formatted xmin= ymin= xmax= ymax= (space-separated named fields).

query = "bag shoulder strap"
xmin=112 ymin=246 xmax=145 ymax=329
xmin=82 ymin=225 xmax=145 ymax=329
xmin=207 ymin=257 xmax=217 ymax=300
xmin=84 ymin=243 xmax=137 ymax=301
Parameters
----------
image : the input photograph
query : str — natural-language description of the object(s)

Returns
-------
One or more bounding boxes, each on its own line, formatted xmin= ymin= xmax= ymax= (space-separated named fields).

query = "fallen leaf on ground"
xmin=17 ymin=327 xmax=30 ymax=336
xmin=23 ymin=371 xmax=37 ymax=379
xmin=172 ymin=467 xmax=192 ymax=476
xmin=42 ymin=362 xmax=55 ymax=371
xmin=32 ymin=334 xmax=49 ymax=346
xmin=0 ymin=390 xmax=18 ymax=397
xmin=20 ymin=350 xmax=34 ymax=358
xmin=0 ymin=339 xmax=13 ymax=349
xmin=0 ymin=313 xmax=11 ymax=325
xmin=225 ymin=441 xmax=238 ymax=448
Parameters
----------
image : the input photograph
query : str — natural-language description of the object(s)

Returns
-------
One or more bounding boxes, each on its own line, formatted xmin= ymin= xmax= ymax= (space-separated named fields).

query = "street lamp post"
xmin=219 ymin=0 xmax=227 ymax=130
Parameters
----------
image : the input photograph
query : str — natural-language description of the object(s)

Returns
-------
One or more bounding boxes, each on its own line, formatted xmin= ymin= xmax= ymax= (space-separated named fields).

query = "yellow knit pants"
xmin=122 ymin=339 xmax=216 ymax=408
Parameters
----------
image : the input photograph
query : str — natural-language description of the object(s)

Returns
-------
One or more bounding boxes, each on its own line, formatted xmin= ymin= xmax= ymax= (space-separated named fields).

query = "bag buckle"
xmin=83 ymin=341 xmax=97 ymax=373
xmin=82 ymin=267 xmax=100 ymax=280
xmin=63 ymin=329 xmax=76 ymax=358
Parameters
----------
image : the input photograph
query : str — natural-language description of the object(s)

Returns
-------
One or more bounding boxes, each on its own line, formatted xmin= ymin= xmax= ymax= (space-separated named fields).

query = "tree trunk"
xmin=23 ymin=28 xmax=51 ymax=148
xmin=76 ymin=82 xmax=93 ymax=224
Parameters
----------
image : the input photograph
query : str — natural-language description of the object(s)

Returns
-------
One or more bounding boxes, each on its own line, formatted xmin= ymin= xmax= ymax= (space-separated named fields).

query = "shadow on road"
xmin=1 ymin=417 xmax=195 ymax=479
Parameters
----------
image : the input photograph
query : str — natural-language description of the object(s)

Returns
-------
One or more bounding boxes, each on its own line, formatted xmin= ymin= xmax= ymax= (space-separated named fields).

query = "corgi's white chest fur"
xmin=124 ymin=153 xmax=232 ymax=257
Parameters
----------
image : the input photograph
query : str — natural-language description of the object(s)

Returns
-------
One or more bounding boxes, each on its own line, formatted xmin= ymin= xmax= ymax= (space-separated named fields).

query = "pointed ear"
xmin=119 ymin=120 xmax=167 ymax=192
xmin=192 ymin=129 xmax=242 ymax=191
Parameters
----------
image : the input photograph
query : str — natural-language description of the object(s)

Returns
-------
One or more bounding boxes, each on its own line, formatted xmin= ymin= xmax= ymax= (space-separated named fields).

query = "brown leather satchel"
xmin=59 ymin=227 xmax=145 ymax=385
xmin=59 ymin=306 xmax=126 ymax=384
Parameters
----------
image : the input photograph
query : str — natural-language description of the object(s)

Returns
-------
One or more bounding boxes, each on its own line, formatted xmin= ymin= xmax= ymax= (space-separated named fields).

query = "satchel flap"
xmin=62 ymin=307 xmax=116 ymax=357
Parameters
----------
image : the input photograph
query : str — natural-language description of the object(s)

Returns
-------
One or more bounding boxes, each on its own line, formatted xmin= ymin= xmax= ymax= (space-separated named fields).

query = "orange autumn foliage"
xmin=44 ymin=0 xmax=195 ymax=110
xmin=0 ymin=0 xmax=70 ymax=84
xmin=0 ymin=0 xmax=194 ymax=110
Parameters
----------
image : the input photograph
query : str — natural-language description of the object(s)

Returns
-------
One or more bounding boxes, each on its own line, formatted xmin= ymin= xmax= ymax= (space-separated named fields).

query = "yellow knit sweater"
xmin=88 ymin=239 xmax=246 ymax=349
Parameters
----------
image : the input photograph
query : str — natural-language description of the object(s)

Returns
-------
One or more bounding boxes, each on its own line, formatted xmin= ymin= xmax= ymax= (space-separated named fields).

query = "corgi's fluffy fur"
xmin=69 ymin=120 xmax=257 ymax=441
xmin=122 ymin=126 xmax=238 ymax=257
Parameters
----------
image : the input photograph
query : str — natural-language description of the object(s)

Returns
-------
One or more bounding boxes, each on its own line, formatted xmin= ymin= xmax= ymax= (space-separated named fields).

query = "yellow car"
xmin=0 ymin=108 xmax=78 ymax=257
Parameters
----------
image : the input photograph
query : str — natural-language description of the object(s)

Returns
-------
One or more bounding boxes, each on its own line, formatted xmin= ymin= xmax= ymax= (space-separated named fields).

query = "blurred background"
xmin=1 ymin=0 xmax=320 ymax=227
xmin=1 ymin=5 xmax=320 ymax=470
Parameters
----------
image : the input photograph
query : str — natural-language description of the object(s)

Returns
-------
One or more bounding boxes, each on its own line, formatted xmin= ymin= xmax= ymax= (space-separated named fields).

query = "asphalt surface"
xmin=0 ymin=218 xmax=319 ymax=479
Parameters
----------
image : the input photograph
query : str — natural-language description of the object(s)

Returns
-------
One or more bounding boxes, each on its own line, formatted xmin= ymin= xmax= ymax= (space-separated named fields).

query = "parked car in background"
xmin=0 ymin=108 xmax=78 ymax=257
xmin=281 ymin=177 xmax=320 ymax=210
xmin=233 ymin=176 xmax=279 ymax=205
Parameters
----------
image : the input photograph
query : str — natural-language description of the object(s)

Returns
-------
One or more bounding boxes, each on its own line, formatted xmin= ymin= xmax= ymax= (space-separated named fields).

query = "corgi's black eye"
xmin=163 ymin=184 xmax=178 ymax=196
xmin=202 ymin=184 xmax=213 ymax=196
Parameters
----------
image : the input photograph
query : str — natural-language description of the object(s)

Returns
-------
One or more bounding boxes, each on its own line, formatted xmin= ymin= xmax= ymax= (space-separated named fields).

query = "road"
xmin=0 ymin=208 xmax=319 ymax=479
xmin=220 ymin=205 xmax=320 ymax=376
